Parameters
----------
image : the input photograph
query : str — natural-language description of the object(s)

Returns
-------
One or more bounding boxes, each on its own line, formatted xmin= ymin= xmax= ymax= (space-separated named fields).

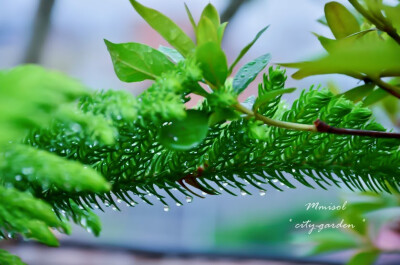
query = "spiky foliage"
xmin=1 ymin=1 xmax=400 ymax=264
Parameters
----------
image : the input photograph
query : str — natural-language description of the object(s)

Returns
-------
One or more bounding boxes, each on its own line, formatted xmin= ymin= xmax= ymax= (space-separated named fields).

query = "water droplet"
xmin=240 ymin=190 xmax=247 ymax=196
xmin=163 ymin=205 xmax=170 ymax=212
xmin=186 ymin=196 xmax=193 ymax=203
xmin=117 ymin=199 xmax=122 ymax=203
xmin=15 ymin=175 xmax=22 ymax=181
xmin=112 ymin=206 xmax=118 ymax=211
xmin=272 ymin=179 xmax=278 ymax=183
xmin=173 ymin=136 xmax=178 ymax=142
xmin=259 ymin=190 xmax=266 ymax=196
xmin=130 ymin=201 xmax=136 ymax=206
xmin=222 ymin=182 xmax=228 ymax=187
xmin=176 ymin=202 xmax=182 ymax=206
xmin=22 ymin=167 xmax=33 ymax=175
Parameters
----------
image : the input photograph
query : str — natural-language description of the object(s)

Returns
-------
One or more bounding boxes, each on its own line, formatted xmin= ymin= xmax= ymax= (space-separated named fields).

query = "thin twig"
xmin=315 ymin=119 xmax=400 ymax=139
xmin=368 ymin=77 xmax=400 ymax=99
xmin=235 ymin=103 xmax=400 ymax=139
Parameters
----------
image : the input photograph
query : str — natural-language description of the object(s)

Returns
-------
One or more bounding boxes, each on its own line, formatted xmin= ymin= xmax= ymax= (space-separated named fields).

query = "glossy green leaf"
xmin=253 ymin=88 xmax=295 ymax=112
xmin=158 ymin=46 xmax=184 ymax=63
xmin=347 ymin=249 xmax=380 ymax=265
xmin=196 ymin=16 xmax=219 ymax=46
xmin=195 ymin=42 xmax=228 ymax=87
xmin=129 ymin=0 xmax=195 ymax=56
xmin=342 ymin=84 xmax=375 ymax=102
xmin=229 ymin=26 xmax=269 ymax=74
xmin=159 ymin=110 xmax=209 ymax=150
xmin=363 ymin=88 xmax=390 ymax=106
xmin=105 ymin=40 xmax=174 ymax=82
xmin=325 ymin=2 xmax=360 ymax=39
xmin=233 ymin=53 xmax=271 ymax=94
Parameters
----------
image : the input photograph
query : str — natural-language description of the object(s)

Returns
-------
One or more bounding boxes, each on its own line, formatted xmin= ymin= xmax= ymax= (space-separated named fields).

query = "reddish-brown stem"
xmin=314 ymin=119 xmax=400 ymax=139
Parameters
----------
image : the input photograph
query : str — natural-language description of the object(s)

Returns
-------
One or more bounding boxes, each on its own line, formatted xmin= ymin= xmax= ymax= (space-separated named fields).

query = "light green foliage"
xmin=0 ymin=65 xmax=88 ymax=144
xmin=0 ymin=249 xmax=26 ymax=265
xmin=0 ymin=186 xmax=68 ymax=246
xmin=1 ymin=2 xmax=400 ymax=265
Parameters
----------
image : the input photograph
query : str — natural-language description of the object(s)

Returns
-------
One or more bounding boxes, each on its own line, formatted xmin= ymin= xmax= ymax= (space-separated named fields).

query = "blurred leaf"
xmin=218 ymin=22 xmax=228 ymax=44
xmin=196 ymin=16 xmax=219 ymax=46
xmin=0 ymin=65 xmax=87 ymax=144
xmin=69 ymin=201 xmax=102 ymax=236
xmin=342 ymin=83 xmax=375 ymax=102
xmin=384 ymin=5 xmax=400 ymax=30
xmin=313 ymin=33 xmax=337 ymax=52
xmin=184 ymin=3 xmax=197 ymax=32
xmin=195 ymin=42 xmax=228 ymax=87
xmin=347 ymin=249 xmax=380 ymax=265
xmin=253 ymin=88 xmax=296 ymax=112
xmin=283 ymin=39 xmax=400 ymax=79
xmin=363 ymin=88 xmax=390 ymax=106
xmin=325 ymin=2 xmax=360 ymax=39
xmin=158 ymin=46 xmax=184 ymax=63
xmin=209 ymin=108 xmax=239 ymax=126
xmin=233 ymin=53 xmax=271 ymax=94
xmin=159 ymin=110 xmax=209 ymax=150
xmin=129 ymin=0 xmax=195 ymax=56
xmin=295 ymin=230 xmax=360 ymax=255
xmin=229 ymin=26 xmax=269 ymax=74
xmin=381 ymin=95 xmax=399 ymax=124
xmin=200 ymin=3 xmax=220 ymax=30
xmin=0 ymin=186 xmax=68 ymax=246
xmin=0 ymin=249 xmax=26 ymax=265
xmin=105 ymin=40 xmax=174 ymax=82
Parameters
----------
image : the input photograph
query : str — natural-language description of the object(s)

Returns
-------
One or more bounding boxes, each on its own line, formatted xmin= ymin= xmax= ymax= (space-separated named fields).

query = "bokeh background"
xmin=0 ymin=0 xmax=392 ymax=264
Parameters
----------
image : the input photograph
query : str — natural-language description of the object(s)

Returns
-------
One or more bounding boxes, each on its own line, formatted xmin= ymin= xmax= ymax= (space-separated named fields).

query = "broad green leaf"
xmin=195 ymin=42 xmax=228 ymax=87
xmin=363 ymin=88 xmax=390 ymax=106
xmin=159 ymin=110 xmax=209 ymax=150
xmin=229 ymin=26 xmax=269 ymax=74
xmin=105 ymin=40 xmax=174 ymax=82
xmin=129 ymin=0 xmax=195 ymax=56
xmin=184 ymin=3 xmax=197 ymax=32
xmin=196 ymin=16 xmax=219 ymax=46
xmin=283 ymin=39 xmax=400 ymax=79
xmin=325 ymin=2 xmax=360 ymax=39
xmin=0 ymin=249 xmax=26 ymax=265
xmin=158 ymin=46 xmax=184 ymax=63
xmin=200 ymin=3 xmax=220 ymax=30
xmin=342 ymin=84 xmax=375 ymax=102
xmin=233 ymin=53 xmax=271 ymax=94
xmin=347 ymin=249 xmax=380 ymax=265
xmin=253 ymin=88 xmax=296 ymax=112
